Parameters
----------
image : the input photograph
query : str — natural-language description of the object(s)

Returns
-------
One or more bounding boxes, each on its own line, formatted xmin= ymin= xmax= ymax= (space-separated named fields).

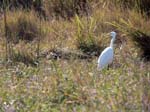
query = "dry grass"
xmin=0 ymin=0 xmax=150 ymax=112
xmin=43 ymin=0 xmax=90 ymax=19
xmin=0 ymin=10 xmax=43 ymax=43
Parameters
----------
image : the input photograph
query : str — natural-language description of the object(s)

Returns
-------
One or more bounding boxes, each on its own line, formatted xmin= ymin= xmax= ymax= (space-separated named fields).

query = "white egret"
xmin=97 ymin=31 xmax=116 ymax=70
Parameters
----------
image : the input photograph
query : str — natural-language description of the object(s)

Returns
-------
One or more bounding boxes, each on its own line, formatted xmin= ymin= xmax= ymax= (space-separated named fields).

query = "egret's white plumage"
xmin=97 ymin=31 xmax=116 ymax=70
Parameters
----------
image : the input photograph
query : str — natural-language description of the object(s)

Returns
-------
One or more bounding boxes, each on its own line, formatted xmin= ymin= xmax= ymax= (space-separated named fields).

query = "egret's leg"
xmin=110 ymin=62 xmax=114 ymax=69
xmin=107 ymin=65 xmax=110 ymax=70
xmin=108 ymin=62 xmax=114 ymax=69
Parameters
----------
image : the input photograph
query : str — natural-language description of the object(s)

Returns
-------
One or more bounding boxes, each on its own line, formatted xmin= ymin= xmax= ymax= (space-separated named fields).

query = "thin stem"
xmin=37 ymin=19 xmax=41 ymax=59
xmin=37 ymin=3 xmax=42 ymax=60
xmin=3 ymin=0 xmax=8 ymax=61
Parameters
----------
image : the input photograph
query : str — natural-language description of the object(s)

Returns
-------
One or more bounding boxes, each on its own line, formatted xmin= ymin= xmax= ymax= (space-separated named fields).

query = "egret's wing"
xmin=98 ymin=47 xmax=113 ymax=69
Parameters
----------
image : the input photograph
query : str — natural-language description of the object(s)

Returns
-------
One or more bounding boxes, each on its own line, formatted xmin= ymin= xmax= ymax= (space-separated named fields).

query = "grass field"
xmin=0 ymin=0 xmax=150 ymax=111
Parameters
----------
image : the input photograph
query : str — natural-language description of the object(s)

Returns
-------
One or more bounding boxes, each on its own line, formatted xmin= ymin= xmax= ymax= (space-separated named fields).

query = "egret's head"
xmin=110 ymin=31 xmax=117 ymax=39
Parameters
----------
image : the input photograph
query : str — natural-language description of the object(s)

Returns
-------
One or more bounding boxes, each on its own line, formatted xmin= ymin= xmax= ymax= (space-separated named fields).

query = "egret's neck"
xmin=110 ymin=37 xmax=115 ymax=48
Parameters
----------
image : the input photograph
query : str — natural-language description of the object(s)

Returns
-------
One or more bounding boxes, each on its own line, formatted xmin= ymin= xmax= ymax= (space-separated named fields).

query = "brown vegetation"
xmin=0 ymin=0 xmax=150 ymax=111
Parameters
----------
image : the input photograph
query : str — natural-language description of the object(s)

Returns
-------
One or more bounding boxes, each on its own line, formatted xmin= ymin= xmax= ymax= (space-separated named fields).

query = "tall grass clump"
xmin=75 ymin=15 xmax=105 ymax=56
